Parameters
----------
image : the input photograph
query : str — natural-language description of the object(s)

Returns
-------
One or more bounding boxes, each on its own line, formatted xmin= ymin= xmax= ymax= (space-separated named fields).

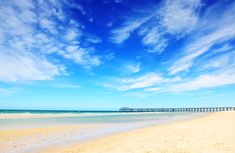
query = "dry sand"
xmin=44 ymin=111 xmax=235 ymax=153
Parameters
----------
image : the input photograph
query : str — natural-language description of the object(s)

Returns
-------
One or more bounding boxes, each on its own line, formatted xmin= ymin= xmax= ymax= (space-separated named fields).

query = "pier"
xmin=119 ymin=107 xmax=235 ymax=112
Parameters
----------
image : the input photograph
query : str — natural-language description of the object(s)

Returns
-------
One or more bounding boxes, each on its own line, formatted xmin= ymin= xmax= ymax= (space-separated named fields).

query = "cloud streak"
xmin=100 ymin=0 xmax=235 ymax=96
xmin=111 ymin=16 xmax=152 ymax=44
xmin=168 ymin=0 xmax=235 ymax=75
xmin=117 ymin=73 xmax=167 ymax=91
xmin=167 ymin=68 xmax=235 ymax=92
xmin=0 ymin=0 xmax=102 ymax=83
xmin=0 ymin=50 xmax=63 ymax=83
xmin=111 ymin=0 xmax=202 ymax=53
xmin=160 ymin=0 xmax=201 ymax=35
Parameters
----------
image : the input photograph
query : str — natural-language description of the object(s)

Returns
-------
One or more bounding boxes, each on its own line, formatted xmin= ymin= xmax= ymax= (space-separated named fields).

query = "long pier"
xmin=119 ymin=107 xmax=235 ymax=112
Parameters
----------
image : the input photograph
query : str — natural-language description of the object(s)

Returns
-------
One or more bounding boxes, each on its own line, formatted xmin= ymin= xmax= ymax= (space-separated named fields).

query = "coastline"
xmin=0 ymin=112 xmax=182 ymax=119
xmin=44 ymin=111 xmax=235 ymax=153
xmin=0 ymin=112 xmax=202 ymax=153
xmin=1 ymin=112 xmax=234 ymax=153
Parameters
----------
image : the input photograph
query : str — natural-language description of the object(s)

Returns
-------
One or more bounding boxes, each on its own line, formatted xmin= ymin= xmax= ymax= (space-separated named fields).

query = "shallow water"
xmin=0 ymin=112 xmax=201 ymax=129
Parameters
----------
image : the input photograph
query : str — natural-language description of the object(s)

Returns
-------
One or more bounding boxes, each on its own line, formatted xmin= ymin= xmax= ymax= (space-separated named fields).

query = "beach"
xmin=0 ymin=111 xmax=234 ymax=153
xmin=45 ymin=111 xmax=235 ymax=153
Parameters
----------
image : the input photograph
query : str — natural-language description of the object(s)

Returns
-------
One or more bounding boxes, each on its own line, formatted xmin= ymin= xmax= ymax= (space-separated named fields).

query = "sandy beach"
xmin=44 ymin=111 xmax=235 ymax=153
xmin=1 ymin=111 xmax=234 ymax=153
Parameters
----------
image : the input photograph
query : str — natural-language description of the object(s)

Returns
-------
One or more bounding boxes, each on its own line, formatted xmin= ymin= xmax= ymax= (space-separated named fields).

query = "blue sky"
xmin=0 ymin=0 xmax=235 ymax=110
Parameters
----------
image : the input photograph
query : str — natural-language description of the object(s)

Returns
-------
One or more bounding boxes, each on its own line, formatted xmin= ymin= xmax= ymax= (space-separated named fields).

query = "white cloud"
xmin=168 ymin=1 xmax=235 ymax=75
xmin=70 ymin=3 xmax=86 ymax=15
xmin=0 ymin=0 xmax=102 ymax=83
xmin=211 ymin=44 xmax=233 ymax=55
xmin=141 ymin=27 xmax=168 ymax=53
xmin=0 ymin=51 xmax=62 ymax=82
xmin=201 ymin=52 xmax=234 ymax=70
xmin=144 ymin=87 xmax=162 ymax=91
xmin=59 ymin=46 xmax=101 ymax=68
xmin=102 ymin=1 xmax=235 ymax=94
xmin=167 ymin=68 xmax=235 ymax=92
xmin=111 ymin=16 xmax=152 ymax=44
xmin=40 ymin=18 xmax=57 ymax=34
xmin=117 ymin=66 xmax=235 ymax=93
xmin=111 ymin=0 xmax=202 ymax=53
xmin=169 ymin=25 xmax=235 ymax=74
xmin=126 ymin=63 xmax=141 ymax=73
xmin=86 ymin=35 xmax=102 ymax=44
xmin=160 ymin=0 xmax=201 ymax=34
xmin=118 ymin=73 xmax=166 ymax=90
xmin=105 ymin=61 xmax=235 ymax=93
xmin=64 ymin=29 xmax=81 ymax=41
xmin=0 ymin=0 xmax=64 ymax=82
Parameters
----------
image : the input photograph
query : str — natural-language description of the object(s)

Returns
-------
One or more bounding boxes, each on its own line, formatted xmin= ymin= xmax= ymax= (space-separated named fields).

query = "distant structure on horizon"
xmin=119 ymin=107 xmax=235 ymax=112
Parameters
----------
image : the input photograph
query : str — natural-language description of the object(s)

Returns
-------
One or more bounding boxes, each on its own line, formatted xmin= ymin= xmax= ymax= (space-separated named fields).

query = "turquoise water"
xmin=0 ymin=110 xmax=200 ymax=129
xmin=0 ymin=109 xmax=117 ymax=114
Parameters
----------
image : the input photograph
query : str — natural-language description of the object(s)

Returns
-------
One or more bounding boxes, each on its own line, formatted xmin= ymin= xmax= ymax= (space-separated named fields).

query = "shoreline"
xmin=0 ymin=112 xmax=178 ymax=119
xmin=44 ymin=111 xmax=235 ymax=153
xmin=1 ymin=112 xmax=232 ymax=153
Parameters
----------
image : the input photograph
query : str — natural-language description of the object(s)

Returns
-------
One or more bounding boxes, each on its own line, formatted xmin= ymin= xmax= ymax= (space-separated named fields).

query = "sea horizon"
xmin=0 ymin=109 xmax=120 ymax=114
xmin=1 ymin=106 xmax=234 ymax=114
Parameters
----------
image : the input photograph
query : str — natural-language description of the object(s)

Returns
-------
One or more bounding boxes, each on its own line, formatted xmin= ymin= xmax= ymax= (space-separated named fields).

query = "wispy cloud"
xmin=200 ymin=51 xmax=235 ymax=71
xmin=141 ymin=27 xmax=167 ymax=53
xmin=160 ymin=0 xmax=201 ymax=35
xmin=2 ymin=0 xmax=235 ymax=98
xmin=167 ymin=67 xmax=235 ymax=92
xmin=110 ymin=65 xmax=235 ymax=93
xmin=64 ymin=28 xmax=81 ymax=41
xmin=0 ymin=0 xmax=64 ymax=82
xmin=111 ymin=16 xmax=152 ymax=44
xmin=126 ymin=63 xmax=141 ymax=74
xmin=168 ymin=1 xmax=235 ymax=75
xmin=0 ymin=0 xmax=102 ymax=83
xmin=111 ymin=0 xmax=202 ymax=53
xmin=58 ymin=46 xmax=101 ymax=68
xmin=86 ymin=35 xmax=102 ymax=44
xmin=117 ymin=73 xmax=167 ymax=90
xmin=106 ymin=52 xmax=235 ymax=94
xmin=100 ymin=0 xmax=235 ymax=96
xmin=168 ymin=24 xmax=235 ymax=74
xmin=0 ymin=50 xmax=63 ymax=83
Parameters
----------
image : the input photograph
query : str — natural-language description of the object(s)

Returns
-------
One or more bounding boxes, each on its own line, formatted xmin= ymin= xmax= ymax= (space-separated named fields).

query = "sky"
xmin=0 ymin=0 xmax=235 ymax=110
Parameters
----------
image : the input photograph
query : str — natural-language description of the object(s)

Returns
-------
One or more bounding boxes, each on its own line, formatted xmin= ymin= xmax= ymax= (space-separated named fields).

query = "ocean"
xmin=0 ymin=109 xmax=202 ymax=129
xmin=0 ymin=109 xmax=118 ymax=114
